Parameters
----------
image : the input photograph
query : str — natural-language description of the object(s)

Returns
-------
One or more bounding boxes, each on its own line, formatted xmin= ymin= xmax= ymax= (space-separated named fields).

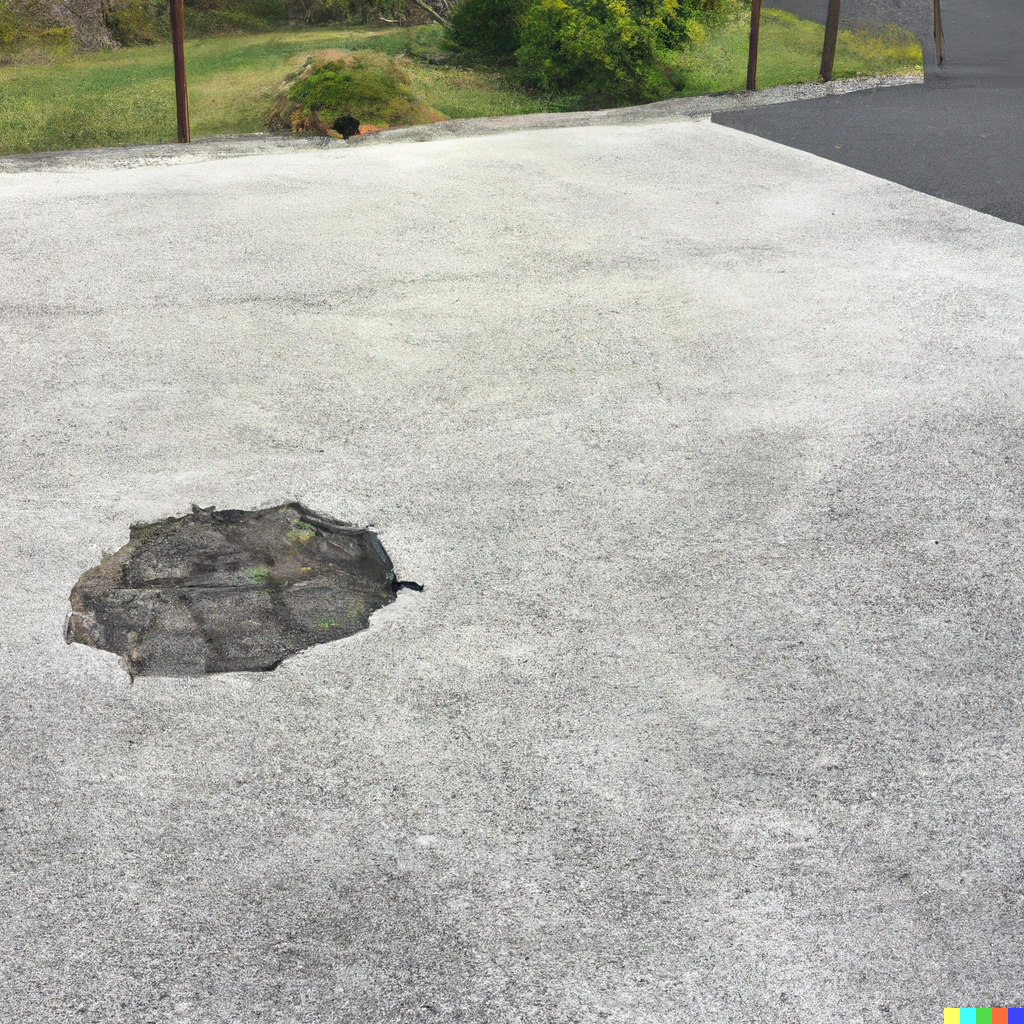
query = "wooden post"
xmin=934 ymin=0 xmax=943 ymax=65
xmin=169 ymin=0 xmax=190 ymax=143
xmin=819 ymin=0 xmax=841 ymax=82
xmin=746 ymin=0 xmax=763 ymax=91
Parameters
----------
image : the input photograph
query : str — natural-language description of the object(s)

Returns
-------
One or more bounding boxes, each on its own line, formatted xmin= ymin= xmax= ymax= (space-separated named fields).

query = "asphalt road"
xmin=2 ymin=113 xmax=1023 ymax=1022
xmin=717 ymin=0 xmax=1024 ymax=224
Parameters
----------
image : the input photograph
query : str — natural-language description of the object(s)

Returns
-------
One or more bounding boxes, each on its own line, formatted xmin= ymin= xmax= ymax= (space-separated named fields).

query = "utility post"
xmin=934 ymin=0 xmax=943 ymax=65
xmin=169 ymin=0 xmax=190 ymax=142
xmin=819 ymin=0 xmax=842 ymax=82
xmin=746 ymin=0 xmax=763 ymax=90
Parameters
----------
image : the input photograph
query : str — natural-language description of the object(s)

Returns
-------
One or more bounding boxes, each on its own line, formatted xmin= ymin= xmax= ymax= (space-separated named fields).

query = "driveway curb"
xmin=0 ymin=72 xmax=922 ymax=174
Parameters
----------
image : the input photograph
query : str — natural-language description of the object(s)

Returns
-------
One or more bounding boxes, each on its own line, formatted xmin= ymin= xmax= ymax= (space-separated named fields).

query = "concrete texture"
xmin=1 ymin=116 xmax=1023 ymax=1023
xmin=718 ymin=0 xmax=1024 ymax=225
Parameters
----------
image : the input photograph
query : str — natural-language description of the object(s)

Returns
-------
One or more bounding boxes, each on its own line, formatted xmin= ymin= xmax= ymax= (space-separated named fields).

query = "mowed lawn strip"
xmin=0 ymin=26 xmax=546 ymax=154
xmin=0 ymin=13 xmax=922 ymax=156
xmin=673 ymin=8 xmax=922 ymax=95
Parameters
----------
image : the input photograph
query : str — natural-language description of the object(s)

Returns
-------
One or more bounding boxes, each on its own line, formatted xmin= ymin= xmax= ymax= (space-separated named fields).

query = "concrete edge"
xmin=346 ymin=73 xmax=924 ymax=147
xmin=0 ymin=72 xmax=923 ymax=175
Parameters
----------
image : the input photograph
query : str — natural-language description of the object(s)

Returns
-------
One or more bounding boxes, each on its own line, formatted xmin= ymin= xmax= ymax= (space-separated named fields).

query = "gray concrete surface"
xmin=2 ymin=117 xmax=1023 ymax=1023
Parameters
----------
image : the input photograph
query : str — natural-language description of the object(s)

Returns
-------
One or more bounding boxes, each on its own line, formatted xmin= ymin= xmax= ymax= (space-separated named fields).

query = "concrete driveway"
xmin=1 ymin=112 xmax=1023 ymax=1022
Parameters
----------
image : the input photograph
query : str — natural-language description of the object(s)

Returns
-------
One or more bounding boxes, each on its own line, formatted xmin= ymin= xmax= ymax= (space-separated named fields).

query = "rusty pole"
xmin=169 ymin=0 xmax=190 ymax=143
xmin=746 ymin=0 xmax=763 ymax=91
xmin=934 ymin=0 xmax=943 ymax=65
xmin=819 ymin=0 xmax=842 ymax=82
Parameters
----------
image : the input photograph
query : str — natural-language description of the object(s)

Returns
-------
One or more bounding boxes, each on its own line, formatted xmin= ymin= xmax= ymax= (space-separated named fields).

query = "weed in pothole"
xmin=65 ymin=502 xmax=422 ymax=677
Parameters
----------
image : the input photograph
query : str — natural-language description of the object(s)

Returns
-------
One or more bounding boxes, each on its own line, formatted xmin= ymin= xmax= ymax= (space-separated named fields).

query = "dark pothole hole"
xmin=65 ymin=502 xmax=422 ymax=678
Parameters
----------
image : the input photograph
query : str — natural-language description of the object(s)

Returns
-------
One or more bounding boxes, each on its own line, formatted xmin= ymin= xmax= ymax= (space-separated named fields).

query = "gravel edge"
xmin=0 ymin=72 xmax=923 ymax=174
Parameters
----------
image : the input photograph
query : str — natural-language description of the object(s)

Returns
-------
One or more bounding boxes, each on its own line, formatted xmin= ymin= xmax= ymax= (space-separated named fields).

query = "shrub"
xmin=0 ymin=22 xmax=73 ymax=60
xmin=684 ymin=0 xmax=736 ymax=28
xmin=300 ymin=0 xmax=356 ymax=22
xmin=182 ymin=0 xmax=287 ymax=34
xmin=1 ymin=0 xmax=73 ymax=60
xmin=101 ymin=0 xmax=164 ymax=45
xmin=447 ymin=0 xmax=527 ymax=57
xmin=267 ymin=50 xmax=445 ymax=129
xmin=288 ymin=0 xmax=414 ymax=26
xmin=0 ymin=0 xmax=22 ymax=51
xmin=515 ymin=0 xmax=686 ymax=102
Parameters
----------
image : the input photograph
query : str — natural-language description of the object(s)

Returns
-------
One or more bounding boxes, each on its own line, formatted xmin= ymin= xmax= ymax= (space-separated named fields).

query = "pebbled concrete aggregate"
xmin=1 ymin=112 xmax=1022 ymax=1023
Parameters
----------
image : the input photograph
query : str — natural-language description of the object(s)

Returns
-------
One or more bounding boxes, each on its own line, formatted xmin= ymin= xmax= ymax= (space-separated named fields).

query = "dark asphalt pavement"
xmin=714 ymin=0 xmax=1024 ymax=224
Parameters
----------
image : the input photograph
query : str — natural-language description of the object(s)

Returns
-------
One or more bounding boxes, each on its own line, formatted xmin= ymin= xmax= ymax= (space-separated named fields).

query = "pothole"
xmin=65 ymin=502 xmax=421 ymax=678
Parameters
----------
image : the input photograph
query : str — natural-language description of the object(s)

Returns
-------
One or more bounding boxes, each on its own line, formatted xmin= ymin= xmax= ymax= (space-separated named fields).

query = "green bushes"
xmin=446 ymin=0 xmax=732 ymax=103
xmin=0 ymin=22 xmax=73 ymax=61
xmin=4 ymin=0 xmax=298 ymax=62
xmin=99 ymin=0 xmax=291 ymax=49
xmin=447 ymin=0 xmax=526 ymax=57
xmin=1 ymin=0 xmax=73 ymax=62
xmin=101 ymin=0 xmax=165 ymax=46
xmin=2 ymin=0 xmax=417 ymax=64
xmin=292 ymin=0 xmax=414 ymax=26
xmin=183 ymin=0 xmax=288 ymax=35
xmin=267 ymin=48 xmax=444 ymax=128
xmin=516 ymin=0 xmax=686 ymax=101
xmin=682 ymin=0 xmax=737 ymax=27
xmin=296 ymin=0 xmax=354 ymax=24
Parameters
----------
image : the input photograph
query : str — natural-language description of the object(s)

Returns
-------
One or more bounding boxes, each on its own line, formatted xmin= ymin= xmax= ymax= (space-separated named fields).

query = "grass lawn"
xmin=0 ymin=13 xmax=922 ymax=156
xmin=673 ymin=8 xmax=922 ymax=94
xmin=0 ymin=25 xmax=550 ymax=154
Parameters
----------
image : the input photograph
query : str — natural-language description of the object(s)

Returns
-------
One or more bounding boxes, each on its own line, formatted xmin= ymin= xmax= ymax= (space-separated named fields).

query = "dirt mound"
xmin=268 ymin=49 xmax=445 ymax=134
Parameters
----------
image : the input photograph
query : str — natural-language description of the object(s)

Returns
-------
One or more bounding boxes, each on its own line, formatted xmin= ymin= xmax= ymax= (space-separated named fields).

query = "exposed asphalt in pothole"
xmin=66 ymin=503 xmax=418 ymax=677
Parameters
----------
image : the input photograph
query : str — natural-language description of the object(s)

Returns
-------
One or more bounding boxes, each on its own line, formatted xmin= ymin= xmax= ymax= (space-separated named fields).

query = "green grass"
xmin=406 ymin=62 xmax=559 ymax=119
xmin=0 ymin=25 xmax=542 ymax=153
xmin=671 ymin=7 xmax=922 ymax=94
xmin=0 ymin=13 xmax=922 ymax=156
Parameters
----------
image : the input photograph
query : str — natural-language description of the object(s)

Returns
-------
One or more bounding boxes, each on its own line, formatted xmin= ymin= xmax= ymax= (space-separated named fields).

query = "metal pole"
xmin=746 ymin=0 xmax=763 ymax=91
xmin=169 ymin=0 xmax=190 ymax=143
xmin=934 ymin=0 xmax=943 ymax=65
xmin=819 ymin=0 xmax=841 ymax=82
